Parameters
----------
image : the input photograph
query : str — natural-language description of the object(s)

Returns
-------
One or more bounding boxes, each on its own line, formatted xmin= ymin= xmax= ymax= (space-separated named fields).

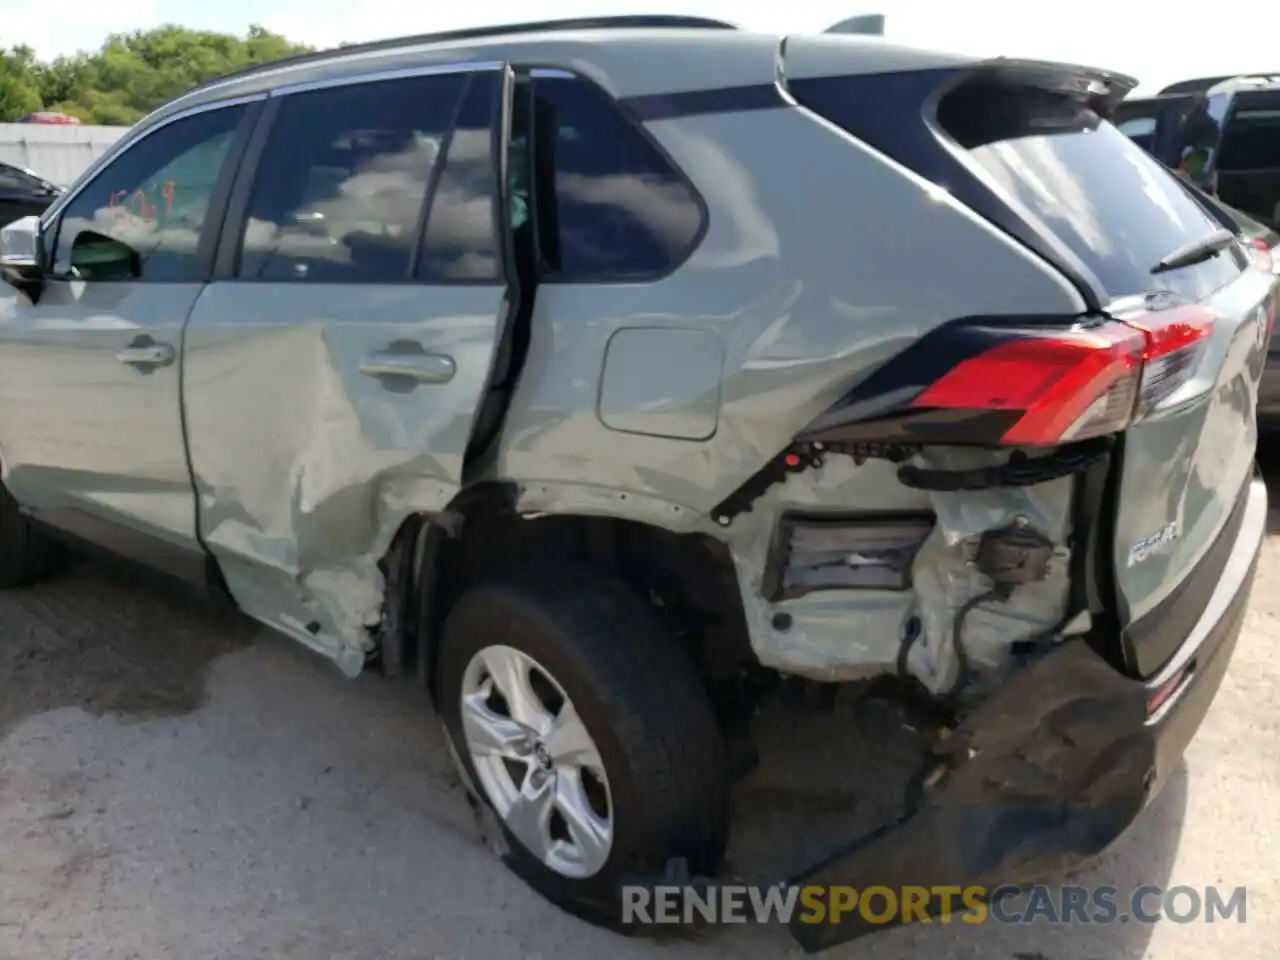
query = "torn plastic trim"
xmin=722 ymin=444 xmax=1081 ymax=688
xmin=712 ymin=442 xmax=917 ymax=525
xmin=711 ymin=436 xmax=1110 ymax=528
xmin=901 ymin=448 xmax=1075 ymax=697
xmin=789 ymin=632 xmax=1157 ymax=951
xmin=897 ymin=436 xmax=1114 ymax=491
xmin=786 ymin=477 xmax=1263 ymax=952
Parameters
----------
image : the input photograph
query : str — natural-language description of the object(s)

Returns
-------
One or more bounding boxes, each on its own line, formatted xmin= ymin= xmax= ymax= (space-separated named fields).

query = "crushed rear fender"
xmin=788 ymin=477 xmax=1264 ymax=952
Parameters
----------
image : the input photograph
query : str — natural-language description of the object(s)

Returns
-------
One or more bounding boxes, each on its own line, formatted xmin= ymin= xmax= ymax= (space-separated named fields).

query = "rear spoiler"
xmin=824 ymin=14 xmax=885 ymax=36
xmin=962 ymin=58 xmax=1139 ymax=117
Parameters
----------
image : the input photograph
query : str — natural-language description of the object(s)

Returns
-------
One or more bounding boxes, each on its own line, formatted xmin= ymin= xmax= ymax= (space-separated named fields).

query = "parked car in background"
xmin=19 ymin=112 xmax=82 ymax=125
xmin=1114 ymin=91 xmax=1193 ymax=157
xmin=0 ymin=162 xmax=61 ymax=227
xmin=0 ymin=17 xmax=1273 ymax=952
xmin=1115 ymin=75 xmax=1280 ymax=228
xmin=1193 ymin=190 xmax=1280 ymax=430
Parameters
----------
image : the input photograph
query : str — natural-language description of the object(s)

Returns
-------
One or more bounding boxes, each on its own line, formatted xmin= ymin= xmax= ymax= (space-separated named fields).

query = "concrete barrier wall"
xmin=0 ymin=123 xmax=131 ymax=187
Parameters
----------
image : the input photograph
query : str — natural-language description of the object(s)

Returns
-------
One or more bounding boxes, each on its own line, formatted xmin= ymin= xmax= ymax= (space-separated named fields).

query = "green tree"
xmin=0 ymin=46 xmax=43 ymax=121
xmin=3 ymin=26 xmax=313 ymax=125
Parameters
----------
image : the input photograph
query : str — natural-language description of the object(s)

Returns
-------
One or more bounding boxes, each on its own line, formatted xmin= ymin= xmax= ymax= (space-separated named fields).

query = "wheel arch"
xmin=376 ymin=482 xmax=755 ymax=710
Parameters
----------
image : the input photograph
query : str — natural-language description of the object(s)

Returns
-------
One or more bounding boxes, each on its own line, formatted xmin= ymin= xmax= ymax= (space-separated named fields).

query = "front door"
xmin=182 ymin=65 xmax=517 ymax=666
xmin=0 ymin=99 xmax=259 ymax=568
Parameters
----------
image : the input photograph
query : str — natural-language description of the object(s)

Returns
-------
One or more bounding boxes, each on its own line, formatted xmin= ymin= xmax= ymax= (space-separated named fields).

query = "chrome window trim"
xmin=268 ymin=60 xmax=503 ymax=97
xmin=40 ymin=92 xmax=268 ymax=227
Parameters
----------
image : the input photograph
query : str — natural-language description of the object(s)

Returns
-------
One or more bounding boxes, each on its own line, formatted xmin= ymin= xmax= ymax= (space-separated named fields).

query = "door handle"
xmin=358 ymin=352 xmax=456 ymax=384
xmin=116 ymin=343 xmax=176 ymax=367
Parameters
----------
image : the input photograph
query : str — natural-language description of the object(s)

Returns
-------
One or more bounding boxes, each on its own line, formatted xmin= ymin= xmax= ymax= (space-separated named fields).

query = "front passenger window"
xmin=51 ymin=104 xmax=248 ymax=282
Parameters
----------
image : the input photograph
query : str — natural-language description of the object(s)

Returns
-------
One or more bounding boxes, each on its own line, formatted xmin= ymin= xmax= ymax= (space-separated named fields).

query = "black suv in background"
xmin=0 ymin=162 xmax=61 ymax=227
xmin=1115 ymin=75 xmax=1280 ymax=228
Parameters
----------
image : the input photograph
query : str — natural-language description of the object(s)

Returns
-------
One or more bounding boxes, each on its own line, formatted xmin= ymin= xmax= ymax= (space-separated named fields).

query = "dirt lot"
xmin=1 ymin=464 xmax=1279 ymax=960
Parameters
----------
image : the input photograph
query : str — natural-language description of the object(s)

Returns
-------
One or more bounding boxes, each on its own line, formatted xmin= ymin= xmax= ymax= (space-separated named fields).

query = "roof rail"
xmin=184 ymin=15 xmax=739 ymax=98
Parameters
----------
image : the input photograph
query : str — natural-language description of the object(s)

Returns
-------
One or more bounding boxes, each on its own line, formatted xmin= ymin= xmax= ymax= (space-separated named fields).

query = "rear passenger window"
xmin=527 ymin=74 xmax=703 ymax=281
xmin=237 ymin=72 xmax=474 ymax=283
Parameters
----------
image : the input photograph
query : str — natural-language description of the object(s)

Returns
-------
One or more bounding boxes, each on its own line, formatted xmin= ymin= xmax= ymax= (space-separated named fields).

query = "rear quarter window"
xmin=938 ymin=82 xmax=1244 ymax=303
xmin=524 ymin=73 xmax=704 ymax=282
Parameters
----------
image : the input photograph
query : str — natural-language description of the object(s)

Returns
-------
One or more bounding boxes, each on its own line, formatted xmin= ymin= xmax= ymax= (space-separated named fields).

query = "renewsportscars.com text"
xmin=622 ymin=884 xmax=1247 ymax=926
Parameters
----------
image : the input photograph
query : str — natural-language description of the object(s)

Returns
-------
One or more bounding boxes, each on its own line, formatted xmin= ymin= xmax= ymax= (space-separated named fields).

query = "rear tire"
xmin=0 ymin=481 xmax=58 ymax=587
xmin=436 ymin=566 xmax=730 ymax=920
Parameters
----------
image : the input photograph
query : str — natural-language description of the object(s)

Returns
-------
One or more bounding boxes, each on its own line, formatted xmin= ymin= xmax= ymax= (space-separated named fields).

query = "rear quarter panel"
xmin=496 ymin=99 xmax=1087 ymax=525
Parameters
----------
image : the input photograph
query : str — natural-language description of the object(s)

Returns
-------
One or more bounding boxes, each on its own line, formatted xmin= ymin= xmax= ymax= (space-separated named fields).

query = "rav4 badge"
xmin=1127 ymin=519 xmax=1181 ymax=568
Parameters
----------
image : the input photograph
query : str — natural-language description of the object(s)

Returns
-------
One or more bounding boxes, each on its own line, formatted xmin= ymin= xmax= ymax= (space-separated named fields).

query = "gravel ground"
xmin=1 ymin=464 xmax=1278 ymax=960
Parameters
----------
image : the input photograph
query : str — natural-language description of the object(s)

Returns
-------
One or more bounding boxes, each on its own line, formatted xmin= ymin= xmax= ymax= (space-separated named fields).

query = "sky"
xmin=2 ymin=0 xmax=1278 ymax=96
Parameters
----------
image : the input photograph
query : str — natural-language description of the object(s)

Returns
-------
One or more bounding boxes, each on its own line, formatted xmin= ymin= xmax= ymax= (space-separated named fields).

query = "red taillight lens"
xmin=910 ymin=308 xmax=1215 ymax=447
xmin=1126 ymin=305 xmax=1215 ymax=415
xmin=1248 ymin=237 xmax=1270 ymax=252
xmin=912 ymin=323 xmax=1145 ymax=446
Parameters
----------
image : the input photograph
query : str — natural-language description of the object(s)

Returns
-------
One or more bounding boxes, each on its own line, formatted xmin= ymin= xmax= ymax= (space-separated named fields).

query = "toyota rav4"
xmin=0 ymin=16 xmax=1272 ymax=952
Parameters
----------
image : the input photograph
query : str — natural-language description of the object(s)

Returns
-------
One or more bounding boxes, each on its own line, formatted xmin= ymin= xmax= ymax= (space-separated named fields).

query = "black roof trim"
xmin=184 ymin=16 xmax=739 ymax=98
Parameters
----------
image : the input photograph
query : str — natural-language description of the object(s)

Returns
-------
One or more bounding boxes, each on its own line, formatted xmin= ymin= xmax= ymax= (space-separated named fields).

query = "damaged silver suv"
xmin=0 ymin=16 xmax=1273 ymax=951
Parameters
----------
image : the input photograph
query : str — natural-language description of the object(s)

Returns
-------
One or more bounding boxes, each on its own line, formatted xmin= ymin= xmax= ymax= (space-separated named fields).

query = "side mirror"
xmin=0 ymin=215 xmax=45 ymax=301
xmin=68 ymin=230 xmax=142 ymax=282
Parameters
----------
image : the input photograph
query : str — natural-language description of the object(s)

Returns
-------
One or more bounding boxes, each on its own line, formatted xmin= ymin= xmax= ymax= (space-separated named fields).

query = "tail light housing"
xmin=910 ymin=306 xmax=1215 ymax=447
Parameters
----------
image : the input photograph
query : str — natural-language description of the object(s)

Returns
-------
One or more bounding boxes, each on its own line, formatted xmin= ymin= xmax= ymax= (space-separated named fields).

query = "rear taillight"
xmin=1248 ymin=237 xmax=1270 ymax=252
xmin=1127 ymin=305 xmax=1216 ymax=415
xmin=910 ymin=307 xmax=1214 ymax=447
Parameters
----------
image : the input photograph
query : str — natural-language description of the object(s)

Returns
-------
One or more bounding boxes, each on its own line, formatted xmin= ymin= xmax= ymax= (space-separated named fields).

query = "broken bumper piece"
xmin=788 ymin=477 xmax=1266 ymax=953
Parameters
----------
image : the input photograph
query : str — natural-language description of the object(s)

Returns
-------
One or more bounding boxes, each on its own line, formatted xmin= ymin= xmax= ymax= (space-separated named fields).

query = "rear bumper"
xmin=789 ymin=476 xmax=1267 ymax=953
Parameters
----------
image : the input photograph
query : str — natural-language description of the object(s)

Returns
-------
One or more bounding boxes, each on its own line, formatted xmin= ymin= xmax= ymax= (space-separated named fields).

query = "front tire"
xmin=436 ymin=566 xmax=730 ymax=917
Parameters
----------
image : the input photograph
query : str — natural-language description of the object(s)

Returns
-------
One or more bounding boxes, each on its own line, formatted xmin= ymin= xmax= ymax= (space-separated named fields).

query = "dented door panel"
xmin=183 ymin=283 xmax=508 ymax=667
xmin=181 ymin=65 xmax=511 ymax=669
